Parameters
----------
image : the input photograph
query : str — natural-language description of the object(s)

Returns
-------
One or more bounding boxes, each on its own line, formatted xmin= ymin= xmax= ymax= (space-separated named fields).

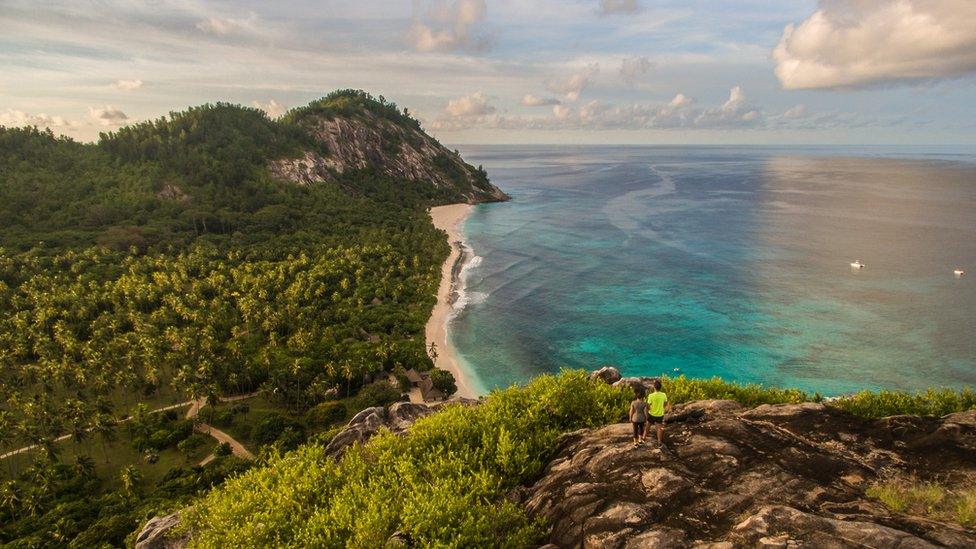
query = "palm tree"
xmin=0 ymin=481 xmax=21 ymax=517
xmin=119 ymin=465 xmax=142 ymax=498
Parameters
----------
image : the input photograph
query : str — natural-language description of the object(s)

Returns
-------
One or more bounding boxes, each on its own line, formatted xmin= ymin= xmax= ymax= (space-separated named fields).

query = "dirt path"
xmin=186 ymin=392 xmax=261 ymax=466
xmin=1 ymin=392 xmax=260 ymax=463
xmin=195 ymin=424 xmax=255 ymax=465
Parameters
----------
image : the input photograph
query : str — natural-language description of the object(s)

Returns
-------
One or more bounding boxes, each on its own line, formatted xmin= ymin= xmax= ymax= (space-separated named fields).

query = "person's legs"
xmin=656 ymin=422 xmax=664 ymax=444
xmin=632 ymin=421 xmax=641 ymax=443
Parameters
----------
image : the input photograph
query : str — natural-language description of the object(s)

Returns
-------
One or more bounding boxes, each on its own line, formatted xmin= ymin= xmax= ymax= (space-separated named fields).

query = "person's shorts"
xmin=648 ymin=415 xmax=664 ymax=424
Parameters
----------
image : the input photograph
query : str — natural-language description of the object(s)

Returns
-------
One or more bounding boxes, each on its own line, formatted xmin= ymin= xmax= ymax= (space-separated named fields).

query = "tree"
xmin=429 ymin=369 xmax=457 ymax=397
xmin=119 ymin=465 xmax=142 ymax=497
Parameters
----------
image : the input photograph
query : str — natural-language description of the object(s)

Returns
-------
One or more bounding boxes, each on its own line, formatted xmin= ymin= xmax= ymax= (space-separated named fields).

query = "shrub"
xmin=305 ymin=401 xmax=347 ymax=427
xmin=182 ymin=370 xmax=628 ymax=547
xmin=429 ymin=369 xmax=457 ymax=397
xmin=347 ymin=381 xmax=402 ymax=415
xmin=213 ymin=410 xmax=235 ymax=427
xmin=252 ymin=413 xmax=305 ymax=447
xmin=661 ymin=375 xmax=808 ymax=407
xmin=214 ymin=442 xmax=232 ymax=457
xmin=178 ymin=433 xmax=210 ymax=455
xmin=831 ymin=388 xmax=976 ymax=419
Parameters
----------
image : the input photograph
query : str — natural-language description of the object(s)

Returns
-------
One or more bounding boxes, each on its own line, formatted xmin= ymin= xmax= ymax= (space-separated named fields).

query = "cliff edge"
xmin=523 ymin=397 xmax=976 ymax=548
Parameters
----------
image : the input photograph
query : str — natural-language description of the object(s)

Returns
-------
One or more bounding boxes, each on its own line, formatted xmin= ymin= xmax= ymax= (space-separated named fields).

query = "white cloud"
xmin=445 ymin=91 xmax=495 ymax=117
xmin=88 ymin=105 xmax=129 ymax=126
xmin=430 ymin=91 xmax=498 ymax=129
xmin=620 ymin=55 xmax=654 ymax=84
xmin=694 ymin=86 xmax=761 ymax=127
xmin=434 ymin=87 xmax=767 ymax=131
xmin=546 ymin=65 xmax=598 ymax=102
xmin=252 ymin=99 xmax=287 ymax=118
xmin=521 ymin=94 xmax=560 ymax=107
xmin=409 ymin=0 xmax=491 ymax=53
xmin=774 ymin=0 xmax=976 ymax=90
xmin=0 ymin=109 xmax=77 ymax=129
xmin=599 ymin=0 xmax=641 ymax=15
xmin=782 ymin=104 xmax=806 ymax=119
xmin=112 ymin=79 xmax=143 ymax=91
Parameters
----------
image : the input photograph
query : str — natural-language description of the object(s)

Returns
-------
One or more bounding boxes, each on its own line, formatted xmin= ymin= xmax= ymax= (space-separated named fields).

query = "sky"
xmin=2 ymin=0 xmax=975 ymax=145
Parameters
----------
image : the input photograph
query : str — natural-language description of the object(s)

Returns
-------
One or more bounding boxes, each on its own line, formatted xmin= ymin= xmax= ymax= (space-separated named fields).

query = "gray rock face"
xmin=134 ymin=513 xmax=188 ymax=549
xmin=612 ymin=376 xmax=659 ymax=396
xmin=268 ymin=110 xmax=508 ymax=204
xmin=590 ymin=366 xmax=622 ymax=385
xmin=324 ymin=402 xmax=442 ymax=457
xmin=525 ymin=402 xmax=976 ymax=548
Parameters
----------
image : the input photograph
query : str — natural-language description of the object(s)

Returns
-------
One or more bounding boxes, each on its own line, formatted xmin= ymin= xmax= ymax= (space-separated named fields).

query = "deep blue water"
xmin=449 ymin=146 xmax=976 ymax=395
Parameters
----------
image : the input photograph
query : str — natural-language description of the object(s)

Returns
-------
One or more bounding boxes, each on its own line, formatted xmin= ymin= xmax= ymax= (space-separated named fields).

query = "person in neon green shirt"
xmin=645 ymin=379 xmax=671 ymax=445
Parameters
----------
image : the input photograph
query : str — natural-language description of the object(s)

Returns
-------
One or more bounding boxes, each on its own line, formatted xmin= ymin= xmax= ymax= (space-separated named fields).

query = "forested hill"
xmin=0 ymin=90 xmax=504 ymax=547
xmin=0 ymin=89 xmax=506 ymax=253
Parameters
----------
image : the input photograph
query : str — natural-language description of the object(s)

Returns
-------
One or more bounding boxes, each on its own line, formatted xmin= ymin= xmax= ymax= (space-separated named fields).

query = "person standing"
xmin=629 ymin=387 xmax=649 ymax=448
xmin=646 ymin=379 xmax=671 ymax=445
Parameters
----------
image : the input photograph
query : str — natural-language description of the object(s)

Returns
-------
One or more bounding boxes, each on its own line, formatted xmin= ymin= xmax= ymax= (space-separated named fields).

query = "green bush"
xmin=213 ymin=442 xmax=232 ymax=457
xmin=661 ymin=375 xmax=808 ymax=407
xmin=347 ymin=381 xmax=403 ymax=415
xmin=429 ymin=369 xmax=457 ymax=397
xmin=831 ymin=388 xmax=976 ymax=419
xmin=182 ymin=370 xmax=628 ymax=547
xmin=305 ymin=401 xmax=347 ymax=427
xmin=252 ymin=413 xmax=305 ymax=447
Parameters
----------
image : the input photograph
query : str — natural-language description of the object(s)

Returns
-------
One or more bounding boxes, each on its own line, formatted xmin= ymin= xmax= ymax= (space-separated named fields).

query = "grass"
xmin=867 ymin=477 xmax=976 ymax=528
xmin=1 ymin=430 xmax=211 ymax=487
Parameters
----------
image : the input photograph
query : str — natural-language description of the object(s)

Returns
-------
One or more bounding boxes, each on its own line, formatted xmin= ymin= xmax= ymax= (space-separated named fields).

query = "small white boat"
xmin=955 ymin=268 xmax=965 ymax=277
xmin=850 ymin=260 xmax=865 ymax=269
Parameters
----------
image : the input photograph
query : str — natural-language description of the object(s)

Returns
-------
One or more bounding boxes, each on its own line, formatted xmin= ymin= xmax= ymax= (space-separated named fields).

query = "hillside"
xmin=0 ymin=90 xmax=505 ymax=547
xmin=137 ymin=370 xmax=976 ymax=548
xmin=271 ymin=92 xmax=507 ymax=203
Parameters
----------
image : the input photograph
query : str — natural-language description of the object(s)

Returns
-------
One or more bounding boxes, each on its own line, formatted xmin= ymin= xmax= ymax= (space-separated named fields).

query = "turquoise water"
xmin=450 ymin=146 xmax=976 ymax=395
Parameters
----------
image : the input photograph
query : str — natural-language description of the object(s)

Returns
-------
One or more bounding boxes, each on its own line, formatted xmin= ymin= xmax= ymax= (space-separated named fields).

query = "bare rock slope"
xmin=270 ymin=109 xmax=507 ymax=204
xmin=524 ymin=399 xmax=976 ymax=548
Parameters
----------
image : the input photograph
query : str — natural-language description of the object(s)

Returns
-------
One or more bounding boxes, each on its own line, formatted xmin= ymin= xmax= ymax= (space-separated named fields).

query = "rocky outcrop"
xmin=269 ymin=110 xmax=508 ymax=204
xmin=134 ymin=512 xmax=188 ymax=549
xmin=591 ymin=366 xmax=622 ymax=385
xmin=323 ymin=399 xmax=477 ymax=457
xmin=524 ymin=400 xmax=976 ymax=548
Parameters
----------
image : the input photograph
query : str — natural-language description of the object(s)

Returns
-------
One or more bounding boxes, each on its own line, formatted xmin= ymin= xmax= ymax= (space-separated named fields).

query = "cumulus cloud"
xmin=409 ymin=0 xmax=492 ymax=53
xmin=782 ymin=104 xmax=807 ymax=119
xmin=0 ymin=109 xmax=77 ymax=129
xmin=88 ymin=105 xmax=129 ymax=126
xmin=694 ymin=86 xmax=761 ymax=127
xmin=521 ymin=94 xmax=560 ymax=107
xmin=430 ymin=92 xmax=497 ymax=129
xmin=599 ymin=0 xmax=641 ymax=15
xmin=431 ymin=87 xmax=767 ymax=131
xmin=546 ymin=65 xmax=598 ymax=102
xmin=112 ymin=79 xmax=143 ymax=91
xmin=620 ymin=55 xmax=654 ymax=84
xmin=252 ymin=99 xmax=287 ymax=118
xmin=774 ymin=0 xmax=976 ymax=89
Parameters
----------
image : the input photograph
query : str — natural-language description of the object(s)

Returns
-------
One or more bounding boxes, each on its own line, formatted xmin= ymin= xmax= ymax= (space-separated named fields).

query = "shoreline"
xmin=426 ymin=204 xmax=481 ymax=399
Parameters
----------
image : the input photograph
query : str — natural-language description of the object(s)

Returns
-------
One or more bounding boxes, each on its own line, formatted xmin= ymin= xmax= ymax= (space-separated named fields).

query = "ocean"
xmin=449 ymin=146 xmax=976 ymax=396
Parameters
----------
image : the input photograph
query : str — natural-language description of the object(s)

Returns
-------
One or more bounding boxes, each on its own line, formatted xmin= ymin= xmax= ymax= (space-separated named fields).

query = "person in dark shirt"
xmin=629 ymin=387 xmax=649 ymax=448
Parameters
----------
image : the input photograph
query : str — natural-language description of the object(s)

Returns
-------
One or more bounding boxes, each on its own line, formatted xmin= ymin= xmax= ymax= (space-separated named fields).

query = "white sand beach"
xmin=426 ymin=203 xmax=479 ymax=399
